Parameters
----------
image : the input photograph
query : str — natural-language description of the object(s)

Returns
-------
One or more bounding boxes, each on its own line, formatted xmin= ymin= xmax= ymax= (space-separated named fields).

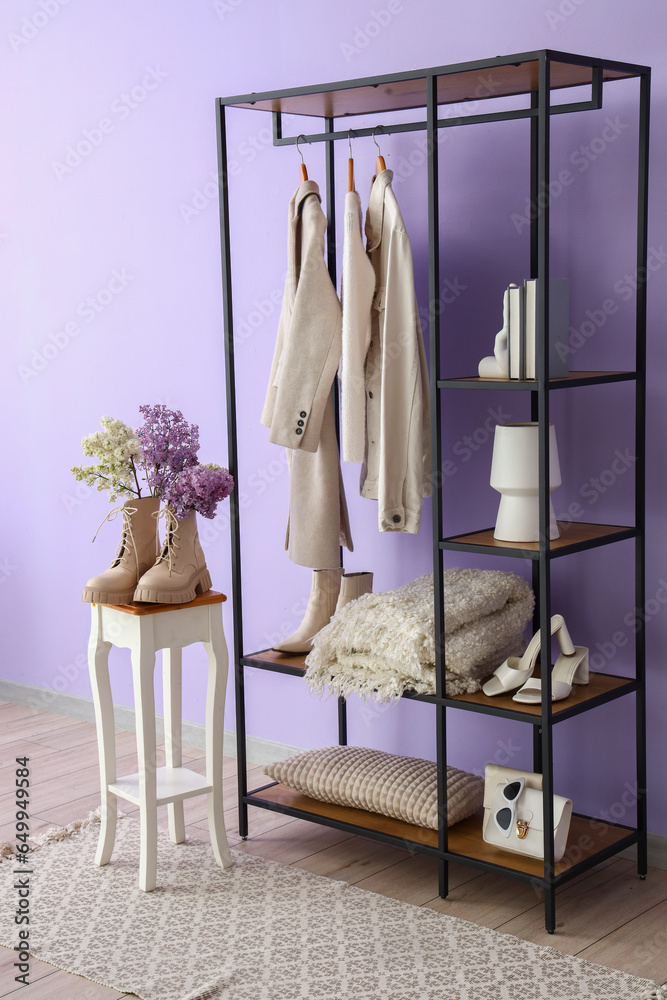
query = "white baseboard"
xmin=619 ymin=839 xmax=667 ymax=871
xmin=3 ymin=678 xmax=666 ymax=871
xmin=0 ymin=679 xmax=303 ymax=767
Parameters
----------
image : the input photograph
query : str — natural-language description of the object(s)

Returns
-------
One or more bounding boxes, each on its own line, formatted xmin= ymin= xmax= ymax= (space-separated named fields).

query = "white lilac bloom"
xmin=72 ymin=415 xmax=144 ymax=502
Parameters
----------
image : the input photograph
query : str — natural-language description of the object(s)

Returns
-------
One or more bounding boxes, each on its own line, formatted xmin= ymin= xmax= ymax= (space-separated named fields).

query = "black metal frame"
xmin=216 ymin=49 xmax=650 ymax=933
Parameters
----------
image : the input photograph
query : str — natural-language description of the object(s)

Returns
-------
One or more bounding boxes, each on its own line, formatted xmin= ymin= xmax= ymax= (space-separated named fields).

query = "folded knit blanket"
xmin=305 ymin=569 xmax=534 ymax=701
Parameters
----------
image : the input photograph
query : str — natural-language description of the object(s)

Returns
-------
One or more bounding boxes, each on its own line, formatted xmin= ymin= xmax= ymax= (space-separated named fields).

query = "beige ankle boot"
xmin=272 ymin=568 xmax=343 ymax=654
xmin=134 ymin=507 xmax=212 ymax=604
xmin=335 ymin=571 xmax=373 ymax=613
xmin=82 ymin=496 xmax=160 ymax=604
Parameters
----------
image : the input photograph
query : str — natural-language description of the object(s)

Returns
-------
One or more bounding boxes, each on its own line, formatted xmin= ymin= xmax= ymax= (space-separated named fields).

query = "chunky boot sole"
xmin=82 ymin=587 xmax=136 ymax=605
xmin=133 ymin=568 xmax=212 ymax=605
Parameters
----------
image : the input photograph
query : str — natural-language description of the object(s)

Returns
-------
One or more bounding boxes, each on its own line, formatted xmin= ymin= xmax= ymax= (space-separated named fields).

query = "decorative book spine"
xmin=508 ymin=283 xmax=525 ymax=379
xmin=524 ymin=278 xmax=570 ymax=379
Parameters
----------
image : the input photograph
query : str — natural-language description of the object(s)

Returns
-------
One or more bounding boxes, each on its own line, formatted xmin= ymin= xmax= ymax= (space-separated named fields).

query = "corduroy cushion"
xmin=264 ymin=746 xmax=484 ymax=830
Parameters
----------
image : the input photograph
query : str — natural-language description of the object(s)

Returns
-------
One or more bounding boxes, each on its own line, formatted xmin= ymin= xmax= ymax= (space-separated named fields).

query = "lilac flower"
xmin=136 ymin=404 xmax=200 ymax=495
xmin=71 ymin=415 xmax=144 ymax=502
xmin=164 ymin=463 xmax=234 ymax=520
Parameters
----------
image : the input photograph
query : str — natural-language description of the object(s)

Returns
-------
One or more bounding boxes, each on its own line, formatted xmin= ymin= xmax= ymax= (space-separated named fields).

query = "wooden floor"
xmin=0 ymin=702 xmax=665 ymax=998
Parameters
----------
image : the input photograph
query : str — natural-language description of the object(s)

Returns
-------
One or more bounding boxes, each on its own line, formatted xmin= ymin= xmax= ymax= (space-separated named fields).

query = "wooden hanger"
xmin=296 ymin=134 xmax=308 ymax=182
xmin=348 ymin=129 xmax=355 ymax=192
xmin=373 ymin=126 xmax=386 ymax=175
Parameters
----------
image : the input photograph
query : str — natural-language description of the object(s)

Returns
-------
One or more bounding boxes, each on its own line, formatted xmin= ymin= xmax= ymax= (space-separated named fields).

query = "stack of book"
xmin=507 ymin=277 xmax=570 ymax=379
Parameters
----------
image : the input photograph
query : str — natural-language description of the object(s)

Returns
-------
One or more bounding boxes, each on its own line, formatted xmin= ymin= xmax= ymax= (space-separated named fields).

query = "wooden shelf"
xmin=243 ymin=654 xmax=636 ymax=721
xmin=248 ymin=783 xmax=634 ymax=880
xmin=250 ymin=783 xmax=438 ymax=848
xmin=449 ymin=811 xmax=633 ymax=880
xmin=448 ymin=671 xmax=637 ymax=721
xmin=243 ymin=648 xmax=308 ymax=674
xmin=442 ymin=521 xmax=636 ymax=558
xmin=223 ymin=57 xmax=635 ymax=118
xmin=438 ymin=371 xmax=636 ymax=390
xmin=109 ymin=766 xmax=212 ymax=805
xmin=99 ymin=589 xmax=226 ymax=616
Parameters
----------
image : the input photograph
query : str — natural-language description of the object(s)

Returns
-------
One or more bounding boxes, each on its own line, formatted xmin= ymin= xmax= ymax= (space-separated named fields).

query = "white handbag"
xmin=482 ymin=764 xmax=572 ymax=862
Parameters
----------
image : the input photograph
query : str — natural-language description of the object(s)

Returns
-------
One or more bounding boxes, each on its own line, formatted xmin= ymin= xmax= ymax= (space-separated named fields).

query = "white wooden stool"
xmin=87 ymin=590 xmax=233 ymax=891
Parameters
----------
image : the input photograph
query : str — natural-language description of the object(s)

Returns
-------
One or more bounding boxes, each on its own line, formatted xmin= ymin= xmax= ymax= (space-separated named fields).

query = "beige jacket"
xmin=359 ymin=169 xmax=432 ymax=533
xmin=340 ymin=190 xmax=375 ymax=463
xmin=261 ymin=180 xmax=353 ymax=569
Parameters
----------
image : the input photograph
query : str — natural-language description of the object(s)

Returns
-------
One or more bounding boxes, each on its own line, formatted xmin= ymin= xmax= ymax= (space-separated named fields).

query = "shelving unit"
xmin=216 ymin=49 xmax=650 ymax=932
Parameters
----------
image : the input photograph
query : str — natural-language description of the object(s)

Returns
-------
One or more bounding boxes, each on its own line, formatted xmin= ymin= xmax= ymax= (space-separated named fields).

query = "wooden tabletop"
xmin=97 ymin=589 xmax=226 ymax=615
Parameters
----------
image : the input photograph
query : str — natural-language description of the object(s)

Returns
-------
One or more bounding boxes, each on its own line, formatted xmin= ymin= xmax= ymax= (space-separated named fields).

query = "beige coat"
xmin=340 ymin=190 xmax=375 ymax=463
xmin=359 ymin=169 xmax=432 ymax=533
xmin=261 ymin=180 xmax=353 ymax=569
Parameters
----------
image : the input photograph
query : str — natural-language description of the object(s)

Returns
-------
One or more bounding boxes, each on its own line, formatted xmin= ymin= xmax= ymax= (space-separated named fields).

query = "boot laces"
xmin=92 ymin=504 xmax=138 ymax=568
xmin=154 ymin=506 xmax=180 ymax=576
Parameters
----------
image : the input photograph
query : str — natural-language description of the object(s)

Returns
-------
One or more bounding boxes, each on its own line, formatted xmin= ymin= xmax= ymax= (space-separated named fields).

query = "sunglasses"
xmin=493 ymin=778 xmax=526 ymax=838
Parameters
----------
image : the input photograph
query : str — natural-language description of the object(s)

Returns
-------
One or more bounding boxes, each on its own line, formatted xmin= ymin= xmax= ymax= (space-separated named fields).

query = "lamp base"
xmin=494 ymin=494 xmax=560 ymax=542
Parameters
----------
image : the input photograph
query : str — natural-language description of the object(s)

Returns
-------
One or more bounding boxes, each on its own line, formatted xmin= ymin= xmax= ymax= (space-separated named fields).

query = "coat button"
xmin=368 ymin=391 xmax=374 ymax=399
xmin=392 ymin=515 xmax=401 ymax=524
xmin=296 ymin=428 xmax=302 ymax=435
xmin=300 ymin=411 xmax=307 ymax=418
xmin=297 ymin=419 xmax=304 ymax=427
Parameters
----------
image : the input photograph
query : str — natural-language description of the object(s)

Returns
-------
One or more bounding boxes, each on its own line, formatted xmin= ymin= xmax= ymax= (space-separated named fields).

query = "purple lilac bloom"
xmin=136 ymin=404 xmax=200 ymax=495
xmin=165 ymin=464 xmax=234 ymax=520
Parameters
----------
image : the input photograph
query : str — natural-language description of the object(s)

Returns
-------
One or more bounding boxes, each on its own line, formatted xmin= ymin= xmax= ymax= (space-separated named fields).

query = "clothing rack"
xmin=216 ymin=49 xmax=650 ymax=932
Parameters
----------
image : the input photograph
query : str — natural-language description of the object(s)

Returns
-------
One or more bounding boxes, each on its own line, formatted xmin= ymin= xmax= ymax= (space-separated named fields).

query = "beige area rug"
xmin=0 ymin=815 xmax=662 ymax=1000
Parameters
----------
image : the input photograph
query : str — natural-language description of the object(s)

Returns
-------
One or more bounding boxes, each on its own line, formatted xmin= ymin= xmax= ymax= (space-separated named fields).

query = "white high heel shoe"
xmin=482 ymin=614 xmax=570 ymax=697
xmin=512 ymin=620 xmax=589 ymax=703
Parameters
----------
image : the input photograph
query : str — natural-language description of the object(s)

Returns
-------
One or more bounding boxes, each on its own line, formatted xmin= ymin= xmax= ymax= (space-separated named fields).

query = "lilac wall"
xmin=2 ymin=1 xmax=665 ymax=835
